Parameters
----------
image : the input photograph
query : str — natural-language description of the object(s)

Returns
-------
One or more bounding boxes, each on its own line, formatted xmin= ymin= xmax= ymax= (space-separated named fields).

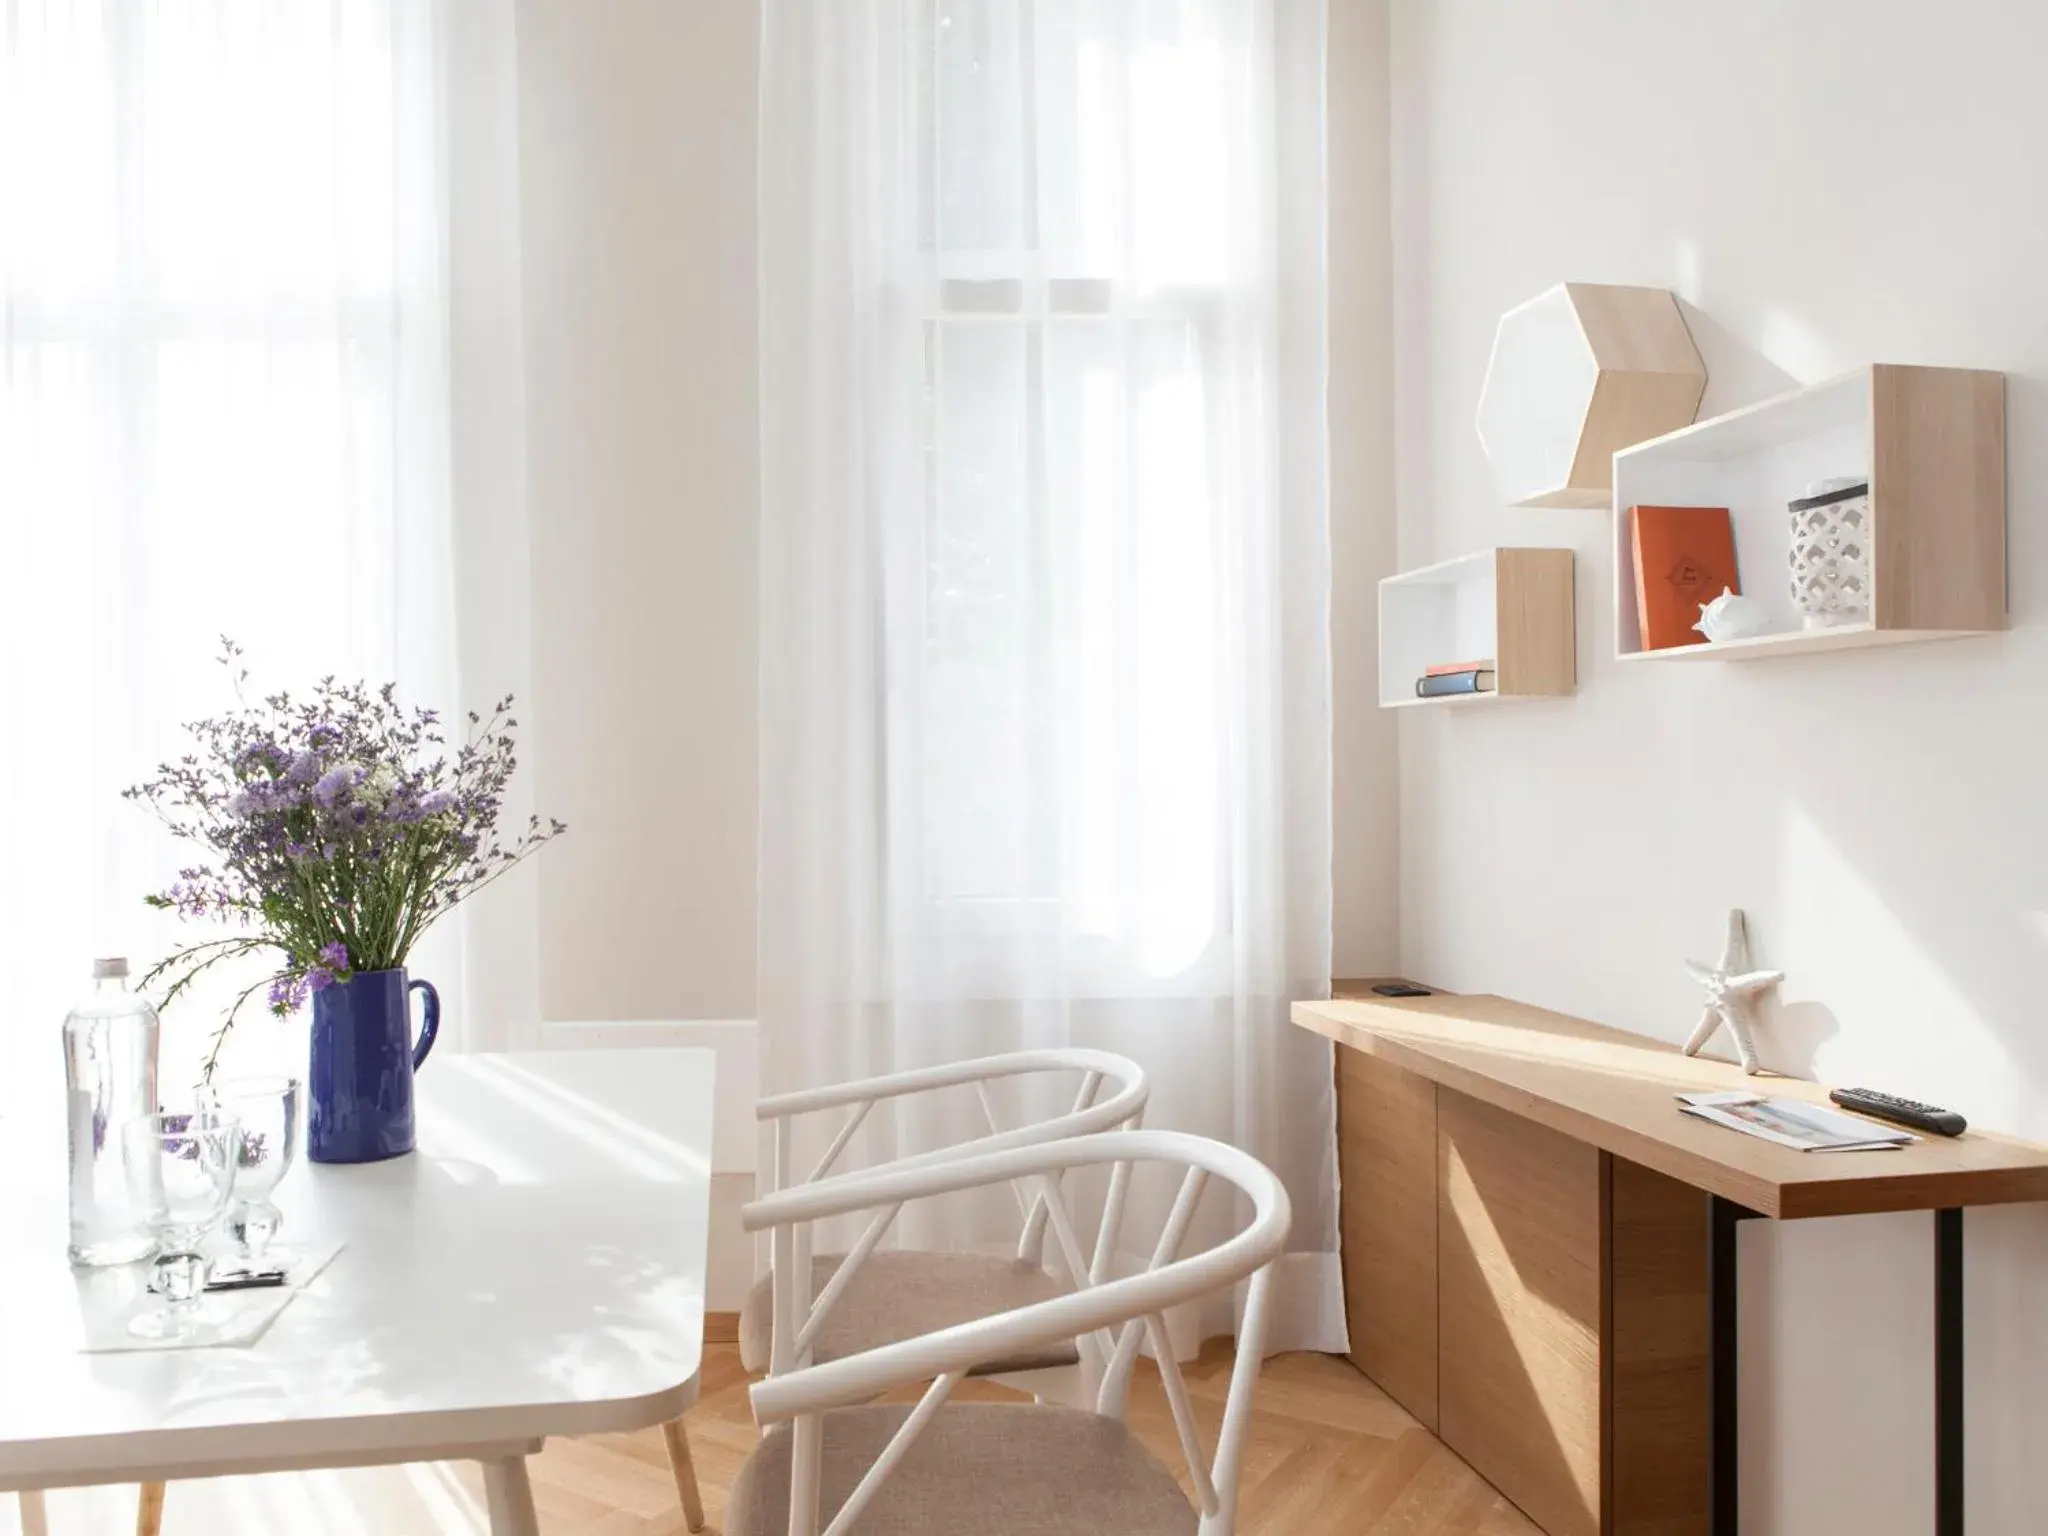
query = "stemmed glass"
xmin=121 ymin=1110 xmax=242 ymax=1341
xmin=204 ymin=1076 xmax=301 ymax=1261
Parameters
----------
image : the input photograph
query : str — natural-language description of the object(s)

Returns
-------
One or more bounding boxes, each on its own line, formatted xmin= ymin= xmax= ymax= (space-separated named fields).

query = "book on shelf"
xmin=1415 ymin=668 xmax=1496 ymax=698
xmin=1675 ymin=1090 xmax=1916 ymax=1152
xmin=1631 ymin=504 xmax=1739 ymax=650
xmin=1423 ymin=657 xmax=1495 ymax=677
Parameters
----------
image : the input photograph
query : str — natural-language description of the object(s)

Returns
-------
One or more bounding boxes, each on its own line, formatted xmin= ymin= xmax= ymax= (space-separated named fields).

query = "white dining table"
xmin=0 ymin=1047 xmax=714 ymax=1536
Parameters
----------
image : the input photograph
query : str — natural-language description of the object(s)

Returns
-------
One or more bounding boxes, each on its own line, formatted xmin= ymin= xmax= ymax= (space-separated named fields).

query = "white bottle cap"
xmin=92 ymin=957 xmax=130 ymax=980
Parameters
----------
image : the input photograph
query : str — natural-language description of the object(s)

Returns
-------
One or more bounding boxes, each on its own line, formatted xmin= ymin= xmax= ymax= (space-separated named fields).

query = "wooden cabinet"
xmin=1439 ymin=1092 xmax=1604 ymax=1536
xmin=1312 ymin=984 xmax=2048 ymax=1536
xmin=1337 ymin=1058 xmax=1708 ymax=1536
xmin=1605 ymin=1158 xmax=1711 ymax=1536
xmin=1336 ymin=1046 xmax=1439 ymax=1427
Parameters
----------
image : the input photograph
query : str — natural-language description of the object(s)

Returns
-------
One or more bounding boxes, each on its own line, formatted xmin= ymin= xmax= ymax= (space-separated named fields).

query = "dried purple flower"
xmin=266 ymin=974 xmax=311 ymax=1013
xmin=312 ymin=765 xmax=357 ymax=807
xmin=127 ymin=641 xmax=565 ymax=1079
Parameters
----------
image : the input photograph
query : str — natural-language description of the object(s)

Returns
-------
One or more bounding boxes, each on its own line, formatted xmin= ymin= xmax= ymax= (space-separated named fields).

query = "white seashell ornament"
xmin=1693 ymin=587 xmax=1771 ymax=644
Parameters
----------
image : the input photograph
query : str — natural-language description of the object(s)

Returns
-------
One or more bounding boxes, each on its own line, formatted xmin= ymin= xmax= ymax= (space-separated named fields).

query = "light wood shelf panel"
xmin=1295 ymin=990 xmax=2048 ymax=1220
xmin=1614 ymin=623 xmax=1969 ymax=663
xmin=1478 ymin=283 xmax=1707 ymax=509
xmin=1378 ymin=547 xmax=1576 ymax=708
xmin=1611 ymin=363 xmax=2006 ymax=662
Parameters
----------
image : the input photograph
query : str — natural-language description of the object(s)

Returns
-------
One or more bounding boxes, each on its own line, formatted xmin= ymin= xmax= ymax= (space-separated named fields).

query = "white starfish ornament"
xmin=1682 ymin=909 xmax=1783 ymax=1074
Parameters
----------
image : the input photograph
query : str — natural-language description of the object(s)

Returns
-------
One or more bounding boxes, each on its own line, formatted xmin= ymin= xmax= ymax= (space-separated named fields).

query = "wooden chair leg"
xmin=136 ymin=1482 xmax=167 ymax=1536
xmin=18 ymin=1491 xmax=49 ymax=1536
xmin=661 ymin=1418 xmax=708 ymax=1532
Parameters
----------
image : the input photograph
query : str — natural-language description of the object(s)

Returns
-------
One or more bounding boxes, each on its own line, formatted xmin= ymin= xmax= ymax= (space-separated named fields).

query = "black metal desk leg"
xmin=1709 ymin=1197 xmax=1757 ymax=1536
xmin=1936 ymin=1208 xmax=1964 ymax=1536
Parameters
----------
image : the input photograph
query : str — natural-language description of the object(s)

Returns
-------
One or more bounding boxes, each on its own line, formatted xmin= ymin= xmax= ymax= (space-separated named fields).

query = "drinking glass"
xmin=205 ymin=1076 xmax=301 ymax=1260
xmin=121 ymin=1110 xmax=242 ymax=1341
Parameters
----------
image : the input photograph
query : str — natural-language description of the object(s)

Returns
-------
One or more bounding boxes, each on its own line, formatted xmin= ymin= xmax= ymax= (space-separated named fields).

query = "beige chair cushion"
xmin=738 ymin=1251 xmax=1082 ymax=1375
xmin=728 ymin=1404 xmax=1196 ymax=1536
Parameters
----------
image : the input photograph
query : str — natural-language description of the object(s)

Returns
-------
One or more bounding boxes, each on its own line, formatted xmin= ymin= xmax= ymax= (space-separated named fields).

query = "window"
xmin=0 ymin=2 xmax=443 ymax=1082
xmin=912 ymin=0 xmax=1246 ymax=981
xmin=1 ymin=5 xmax=415 ymax=664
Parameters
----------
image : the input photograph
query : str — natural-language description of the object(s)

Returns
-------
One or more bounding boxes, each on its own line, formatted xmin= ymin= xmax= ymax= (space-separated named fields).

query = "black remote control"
xmin=1828 ymin=1087 xmax=1967 ymax=1137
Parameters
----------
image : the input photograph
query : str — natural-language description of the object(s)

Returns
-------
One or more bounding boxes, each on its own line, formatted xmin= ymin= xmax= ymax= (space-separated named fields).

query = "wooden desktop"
xmin=1294 ymin=984 xmax=2048 ymax=1536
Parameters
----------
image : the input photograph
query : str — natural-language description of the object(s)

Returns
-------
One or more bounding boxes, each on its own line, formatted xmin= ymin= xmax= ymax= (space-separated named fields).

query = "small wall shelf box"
xmin=1379 ymin=548 xmax=1575 ymax=708
xmin=1477 ymin=283 xmax=1707 ymax=509
xmin=1612 ymin=363 xmax=2006 ymax=661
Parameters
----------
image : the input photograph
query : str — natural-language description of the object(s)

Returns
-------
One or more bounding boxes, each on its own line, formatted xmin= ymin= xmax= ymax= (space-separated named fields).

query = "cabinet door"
xmin=1336 ymin=1048 xmax=1439 ymax=1427
xmin=1607 ymin=1156 xmax=1710 ymax=1536
xmin=1439 ymin=1090 xmax=1602 ymax=1536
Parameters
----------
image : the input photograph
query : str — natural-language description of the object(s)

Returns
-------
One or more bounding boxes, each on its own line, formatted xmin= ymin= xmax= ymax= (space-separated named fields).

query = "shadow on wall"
xmin=1759 ymin=999 xmax=1841 ymax=1084
xmin=1676 ymin=298 xmax=1798 ymax=415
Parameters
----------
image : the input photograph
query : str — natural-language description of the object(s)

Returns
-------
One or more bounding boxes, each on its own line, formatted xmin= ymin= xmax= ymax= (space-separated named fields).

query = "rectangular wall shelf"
xmin=1612 ymin=363 xmax=2006 ymax=662
xmin=1379 ymin=547 xmax=1575 ymax=708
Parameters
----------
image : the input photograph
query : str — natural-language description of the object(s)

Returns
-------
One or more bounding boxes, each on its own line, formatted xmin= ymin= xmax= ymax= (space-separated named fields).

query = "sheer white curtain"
xmin=0 ymin=1 xmax=521 ymax=1086
xmin=758 ymin=0 xmax=1341 ymax=1352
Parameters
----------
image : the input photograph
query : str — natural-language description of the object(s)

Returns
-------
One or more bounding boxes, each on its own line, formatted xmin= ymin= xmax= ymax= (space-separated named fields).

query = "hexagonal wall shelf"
xmin=1476 ymin=282 xmax=1707 ymax=509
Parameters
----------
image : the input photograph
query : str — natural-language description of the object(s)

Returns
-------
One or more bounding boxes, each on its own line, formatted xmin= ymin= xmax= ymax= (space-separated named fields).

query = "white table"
xmin=0 ymin=1048 xmax=714 ymax=1536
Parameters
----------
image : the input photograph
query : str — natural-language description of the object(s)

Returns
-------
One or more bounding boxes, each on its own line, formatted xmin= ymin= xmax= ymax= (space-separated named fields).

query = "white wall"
xmin=510 ymin=0 xmax=763 ymax=1306
xmin=516 ymin=0 xmax=761 ymax=1027
xmin=1389 ymin=3 xmax=2048 ymax=1531
xmin=1330 ymin=0 xmax=1402 ymax=979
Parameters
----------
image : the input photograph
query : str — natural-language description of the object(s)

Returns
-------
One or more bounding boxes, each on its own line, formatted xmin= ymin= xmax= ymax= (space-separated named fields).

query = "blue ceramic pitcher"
xmin=307 ymin=968 xmax=439 ymax=1164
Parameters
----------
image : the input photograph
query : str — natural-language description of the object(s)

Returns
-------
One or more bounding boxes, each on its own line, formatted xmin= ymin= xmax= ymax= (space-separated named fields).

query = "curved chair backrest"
xmin=754 ymin=1049 xmax=1149 ymax=1372
xmin=742 ymin=1129 xmax=1291 ymax=1536
xmin=755 ymin=1046 xmax=1149 ymax=1183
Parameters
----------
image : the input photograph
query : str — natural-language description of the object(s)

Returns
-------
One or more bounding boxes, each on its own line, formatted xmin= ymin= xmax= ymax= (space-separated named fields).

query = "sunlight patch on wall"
xmin=1777 ymin=804 xmax=2015 ymax=1121
xmin=1752 ymin=307 xmax=1835 ymax=389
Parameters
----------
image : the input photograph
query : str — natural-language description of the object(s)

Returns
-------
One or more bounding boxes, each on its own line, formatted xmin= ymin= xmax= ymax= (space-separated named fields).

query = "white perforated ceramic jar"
xmin=1788 ymin=476 xmax=1871 ymax=630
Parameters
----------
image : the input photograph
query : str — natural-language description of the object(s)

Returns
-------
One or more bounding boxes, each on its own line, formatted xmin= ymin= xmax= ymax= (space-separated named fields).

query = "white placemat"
xmin=78 ymin=1241 xmax=344 ymax=1354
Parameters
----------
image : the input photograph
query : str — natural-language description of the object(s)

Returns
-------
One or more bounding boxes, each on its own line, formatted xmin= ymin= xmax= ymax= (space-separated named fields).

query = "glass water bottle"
xmin=64 ymin=956 xmax=161 ymax=1265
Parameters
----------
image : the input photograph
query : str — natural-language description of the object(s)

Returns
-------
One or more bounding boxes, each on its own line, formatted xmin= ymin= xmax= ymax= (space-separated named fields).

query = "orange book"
xmin=1631 ymin=505 xmax=1739 ymax=650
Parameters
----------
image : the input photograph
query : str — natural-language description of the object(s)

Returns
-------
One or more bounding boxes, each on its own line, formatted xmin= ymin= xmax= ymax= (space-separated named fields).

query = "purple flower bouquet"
xmin=126 ymin=641 xmax=563 ymax=1078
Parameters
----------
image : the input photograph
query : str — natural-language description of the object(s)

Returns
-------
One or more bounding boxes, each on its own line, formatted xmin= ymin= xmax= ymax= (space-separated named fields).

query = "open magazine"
xmin=1677 ymin=1090 xmax=1917 ymax=1152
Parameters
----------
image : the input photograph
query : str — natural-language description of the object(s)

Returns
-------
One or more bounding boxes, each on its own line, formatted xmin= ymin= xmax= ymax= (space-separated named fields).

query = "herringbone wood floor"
xmin=9 ymin=1344 xmax=1536 ymax=1534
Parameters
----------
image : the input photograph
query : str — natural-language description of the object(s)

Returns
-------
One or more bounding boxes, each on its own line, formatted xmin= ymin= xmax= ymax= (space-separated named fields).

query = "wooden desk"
xmin=1294 ymin=986 xmax=2048 ymax=1536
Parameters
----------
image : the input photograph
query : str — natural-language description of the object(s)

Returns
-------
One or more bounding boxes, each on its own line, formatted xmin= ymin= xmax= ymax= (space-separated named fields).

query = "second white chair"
xmin=732 ymin=1128 xmax=1292 ymax=1536
xmin=740 ymin=1049 xmax=1149 ymax=1385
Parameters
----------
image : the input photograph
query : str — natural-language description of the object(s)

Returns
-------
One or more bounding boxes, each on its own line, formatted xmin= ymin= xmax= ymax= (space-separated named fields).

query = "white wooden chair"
xmin=742 ymin=1049 xmax=1150 ymax=1387
xmin=729 ymin=1128 xmax=1291 ymax=1536
xmin=645 ymin=1050 xmax=1146 ymax=1529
